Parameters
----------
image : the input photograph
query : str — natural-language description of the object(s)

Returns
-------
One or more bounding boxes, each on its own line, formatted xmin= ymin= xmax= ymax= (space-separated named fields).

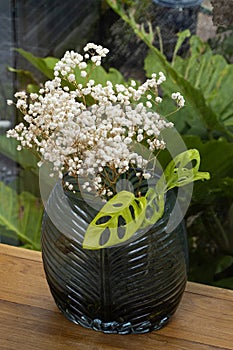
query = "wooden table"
xmin=0 ymin=243 xmax=233 ymax=350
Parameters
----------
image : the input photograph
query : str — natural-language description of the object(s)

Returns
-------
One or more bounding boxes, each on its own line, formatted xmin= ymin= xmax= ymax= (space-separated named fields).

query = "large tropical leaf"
xmin=174 ymin=36 xmax=233 ymax=129
xmin=144 ymin=49 xmax=228 ymax=136
xmin=0 ymin=182 xmax=43 ymax=250
xmin=144 ymin=35 xmax=233 ymax=137
xmin=105 ymin=1 xmax=229 ymax=137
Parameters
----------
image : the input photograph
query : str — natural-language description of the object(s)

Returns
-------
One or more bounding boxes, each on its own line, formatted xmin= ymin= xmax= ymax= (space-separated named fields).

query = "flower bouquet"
xmin=7 ymin=43 xmax=210 ymax=333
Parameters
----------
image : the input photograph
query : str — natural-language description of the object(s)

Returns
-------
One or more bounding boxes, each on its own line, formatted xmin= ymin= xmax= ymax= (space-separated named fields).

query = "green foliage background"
xmin=104 ymin=0 xmax=233 ymax=289
xmin=1 ymin=2 xmax=233 ymax=287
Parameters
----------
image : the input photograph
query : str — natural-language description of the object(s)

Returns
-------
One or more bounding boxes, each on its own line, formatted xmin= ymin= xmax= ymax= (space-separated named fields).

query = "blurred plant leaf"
xmin=105 ymin=1 xmax=231 ymax=137
xmin=27 ymin=84 xmax=40 ymax=93
xmin=0 ymin=181 xmax=43 ymax=250
xmin=13 ymin=167 xmax=40 ymax=197
xmin=144 ymin=49 xmax=230 ymax=137
xmin=174 ymin=36 xmax=233 ymax=130
xmin=74 ymin=64 xmax=125 ymax=86
xmin=215 ymin=255 xmax=233 ymax=274
xmin=8 ymin=67 xmax=38 ymax=90
xmin=107 ymin=67 xmax=125 ymax=84
xmin=0 ymin=135 xmax=38 ymax=174
xmin=183 ymin=136 xmax=233 ymax=203
xmin=213 ymin=277 xmax=233 ymax=289
xmin=15 ymin=48 xmax=59 ymax=79
xmin=171 ymin=29 xmax=191 ymax=66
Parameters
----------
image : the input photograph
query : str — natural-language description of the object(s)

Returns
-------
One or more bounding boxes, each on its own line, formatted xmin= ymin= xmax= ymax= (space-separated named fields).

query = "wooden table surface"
xmin=0 ymin=243 xmax=233 ymax=350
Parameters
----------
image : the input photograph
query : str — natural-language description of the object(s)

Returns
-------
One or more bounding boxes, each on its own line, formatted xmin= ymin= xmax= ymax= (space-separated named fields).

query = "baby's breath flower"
xmin=171 ymin=92 xmax=185 ymax=107
xmin=30 ymin=93 xmax=38 ymax=100
xmin=130 ymin=80 xmax=136 ymax=87
xmin=81 ymin=71 xmax=87 ymax=78
xmin=79 ymin=62 xmax=87 ymax=70
xmin=155 ymin=97 xmax=162 ymax=103
xmin=15 ymin=91 xmax=27 ymax=99
xmin=157 ymin=72 xmax=166 ymax=85
xmin=143 ymin=173 xmax=151 ymax=179
xmin=6 ymin=43 xmax=185 ymax=196
xmin=68 ymin=74 xmax=75 ymax=82
xmin=146 ymin=101 xmax=152 ymax=109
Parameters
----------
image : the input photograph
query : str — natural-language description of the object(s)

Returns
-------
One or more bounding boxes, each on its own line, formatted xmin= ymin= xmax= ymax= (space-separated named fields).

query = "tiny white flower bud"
xmin=81 ymin=71 xmax=87 ymax=78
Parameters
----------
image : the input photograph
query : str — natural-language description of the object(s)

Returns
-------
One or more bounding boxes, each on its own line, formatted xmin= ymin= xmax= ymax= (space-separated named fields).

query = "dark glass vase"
xmin=41 ymin=179 xmax=188 ymax=334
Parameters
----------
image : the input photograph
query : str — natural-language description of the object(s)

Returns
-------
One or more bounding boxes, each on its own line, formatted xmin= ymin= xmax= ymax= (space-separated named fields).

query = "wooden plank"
xmin=0 ymin=300 xmax=225 ymax=350
xmin=186 ymin=281 xmax=233 ymax=302
xmin=0 ymin=243 xmax=41 ymax=262
xmin=159 ymin=290 xmax=233 ymax=349
xmin=0 ymin=246 xmax=54 ymax=311
xmin=1 ymin=243 xmax=233 ymax=350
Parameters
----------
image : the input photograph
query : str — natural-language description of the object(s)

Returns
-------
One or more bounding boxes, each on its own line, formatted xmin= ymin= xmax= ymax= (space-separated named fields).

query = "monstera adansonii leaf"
xmin=83 ymin=191 xmax=147 ymax=249
xmin=83 ymin=150 xmax=210 ymax=250
xmin=162 ymin=149 xmax=210 ymax=191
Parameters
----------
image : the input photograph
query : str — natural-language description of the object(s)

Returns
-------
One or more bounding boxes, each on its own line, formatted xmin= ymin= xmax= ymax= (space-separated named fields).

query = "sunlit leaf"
xmin=83 ymin=190 xmax=147 ymax=249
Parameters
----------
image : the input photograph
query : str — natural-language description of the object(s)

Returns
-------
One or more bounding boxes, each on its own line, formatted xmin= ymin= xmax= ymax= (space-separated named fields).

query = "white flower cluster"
xmin=7 ymin=43 xmax=184 ymax=198
xmin=171 ymin=92 xmax=185 ymax=108
xmin=54 ymin=43 xmax=109 ymax=82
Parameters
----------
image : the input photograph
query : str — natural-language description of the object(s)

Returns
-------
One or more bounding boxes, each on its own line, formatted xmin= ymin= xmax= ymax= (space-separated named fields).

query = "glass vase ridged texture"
xmin=41 ymin=179 xmax=188 ymax=334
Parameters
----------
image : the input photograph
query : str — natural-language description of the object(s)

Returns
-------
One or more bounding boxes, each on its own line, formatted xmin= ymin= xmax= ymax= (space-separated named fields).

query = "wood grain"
xmin=0 ymin=243 xmax=233 ymax=350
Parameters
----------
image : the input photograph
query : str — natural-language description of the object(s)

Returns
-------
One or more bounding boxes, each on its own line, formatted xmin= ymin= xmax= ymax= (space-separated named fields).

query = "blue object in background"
xmin=152 ymin=0 xmax=203 ymax=7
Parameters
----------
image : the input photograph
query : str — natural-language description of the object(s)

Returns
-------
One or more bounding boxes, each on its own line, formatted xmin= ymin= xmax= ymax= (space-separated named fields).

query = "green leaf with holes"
xmin=141 ymin=149 xmax=210 ymax=227
xmin=143 ymin=187 xmax=165 ymax=227
xmin=83 ymin=190 xmax=147 ymax=250
xmin=83 ymin=150 xmax=210 ymax=250
xmin=161 ymin=149 xmax=210 ymax=191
